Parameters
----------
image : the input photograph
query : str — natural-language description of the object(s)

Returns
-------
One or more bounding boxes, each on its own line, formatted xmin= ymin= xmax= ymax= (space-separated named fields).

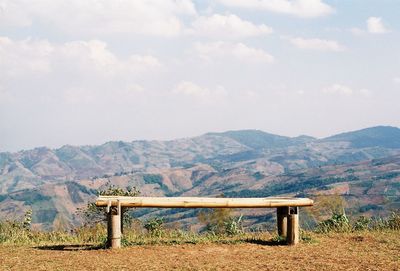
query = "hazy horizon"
xmin=1 ymin=1 xmax=399 ymax=152
xmin=1 ymin=124 xmax=399 ymax=153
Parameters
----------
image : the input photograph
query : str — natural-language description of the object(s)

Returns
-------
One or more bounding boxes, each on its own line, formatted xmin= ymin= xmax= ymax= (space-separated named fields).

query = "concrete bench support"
xmin=276 ymin=206 xmax=290 ymax=237
xmin=107 ymin=200 xmax=121 ymax=249
xmin=287 ymin=207 xmax=299 ymax=245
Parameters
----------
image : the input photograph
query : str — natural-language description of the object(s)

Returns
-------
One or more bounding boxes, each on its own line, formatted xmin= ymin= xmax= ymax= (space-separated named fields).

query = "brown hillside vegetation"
xmin=0 ymin=232 xmax=399 ymax=271
xmin=2 ymin=127 xmax=400 ymax=230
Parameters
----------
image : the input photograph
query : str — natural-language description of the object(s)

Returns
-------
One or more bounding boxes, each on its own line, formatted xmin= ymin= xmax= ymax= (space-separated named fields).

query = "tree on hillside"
xmin=76 ymin=185 xmax=140 ymax=227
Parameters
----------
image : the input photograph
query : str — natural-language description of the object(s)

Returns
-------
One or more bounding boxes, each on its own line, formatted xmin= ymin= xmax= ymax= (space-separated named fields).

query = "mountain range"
xmin=0 ymin=126 xmax=399 ymax=229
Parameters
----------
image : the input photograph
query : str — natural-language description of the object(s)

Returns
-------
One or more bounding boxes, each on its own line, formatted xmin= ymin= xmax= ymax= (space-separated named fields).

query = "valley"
xmin=1 ymin=126 xmax=399 ymax=229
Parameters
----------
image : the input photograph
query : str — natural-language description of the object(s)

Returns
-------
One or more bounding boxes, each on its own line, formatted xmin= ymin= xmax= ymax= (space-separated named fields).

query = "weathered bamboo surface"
xmin=96 ymin=196 xmax=313 ymax=208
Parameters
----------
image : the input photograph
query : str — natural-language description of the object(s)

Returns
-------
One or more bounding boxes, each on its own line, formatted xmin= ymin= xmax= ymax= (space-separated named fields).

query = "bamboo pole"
xmin=96 ymin=196 xmax=313 ymax=208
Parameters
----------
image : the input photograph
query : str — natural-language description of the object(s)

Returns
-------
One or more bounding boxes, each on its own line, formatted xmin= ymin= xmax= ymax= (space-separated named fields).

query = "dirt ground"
xmin=0 ymin=232 xmax=399 ymax=271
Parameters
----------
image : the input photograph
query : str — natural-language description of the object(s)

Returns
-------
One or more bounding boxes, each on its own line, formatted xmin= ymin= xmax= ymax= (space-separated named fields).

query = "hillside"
xmin=323 ymin=126 xmax=400 ymax=148
xmin=206 ymin=130 xmax=314 ymax=149
xmin=0 ymin=126 xmax=400 ymax=229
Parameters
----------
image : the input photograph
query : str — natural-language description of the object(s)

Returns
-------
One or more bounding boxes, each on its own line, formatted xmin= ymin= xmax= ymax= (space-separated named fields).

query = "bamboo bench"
xmin=95 ymin=196 xmax=314 ymax=248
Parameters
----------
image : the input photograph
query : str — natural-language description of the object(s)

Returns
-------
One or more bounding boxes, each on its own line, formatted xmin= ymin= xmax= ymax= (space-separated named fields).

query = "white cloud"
xmin=191 ymin=13 xmax=272 ymax=39
xmin=126 ymin=84 xmax=145 ymax=93
xmin=323 ymin=84 xmax=353 ymax=96
xmin=287 ymin=37 xmax=345 ymax=52
xmin=0 ymin=0 xmax=196 ymax=37
xmin=359 ymin=88 xmax=372 ymax=97
xmin=367 ymin=17 xmax=389 ymax=34
xmin=0 ymin=0 xmax=31 ymax=27
xmin=0 ymin=37 xmax=161 ymax=78
xmin=173 ymin=81 xmax=227 ymax=102
xmin=194 ymin=41 xmax=274 ymax=63
xmin=350 ymin=17 xmax=390 ymax=36
xmin=349 ymin=27 xmax=365 ymax=36
xmin=218 ymin=0 xmax=334 ymax=18
xmin=127 ymin=55 xmax=162 ymax=72
xmin=63 ymin=87 xmax=96 ymax=105
xmin=323 ymin=84 xmax=371 ymax=97
xmin=0 ymin=85 xmax=14 ymax=104
xmin=58 ymin=40 xmax=120 ymax=76
xmin=0 ymin=36 xmax=161 ymax=109
xmin=64 ymin=83 xmax=146 ymax=105
xmin=393 ymin=77 xmax=400 ymax=84
xmin=0 ymin=37 xmax=53 ymax=77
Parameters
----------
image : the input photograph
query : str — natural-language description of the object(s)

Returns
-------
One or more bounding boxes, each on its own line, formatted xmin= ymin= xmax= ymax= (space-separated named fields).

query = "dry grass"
xmin=0 ymin=232 xmax=399 ymax=271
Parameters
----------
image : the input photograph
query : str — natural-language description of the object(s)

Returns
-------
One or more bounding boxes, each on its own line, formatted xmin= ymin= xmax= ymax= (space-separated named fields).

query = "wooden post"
xmin=287 ymin=207 xmax=299 ymax=245
xmin=107 ymin=200 xmax=121 ymax=249
xmin=276 ymin=206 xmax=289 ymax=237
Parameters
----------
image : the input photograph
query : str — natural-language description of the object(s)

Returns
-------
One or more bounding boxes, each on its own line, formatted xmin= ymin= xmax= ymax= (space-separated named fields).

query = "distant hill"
xmin=323 ymin=126 xmax=400 ymax=148
xmin=0 ymin=126 xmax=399 ymax=229
xmin=206 ymin=130 xmax=312 ymax=149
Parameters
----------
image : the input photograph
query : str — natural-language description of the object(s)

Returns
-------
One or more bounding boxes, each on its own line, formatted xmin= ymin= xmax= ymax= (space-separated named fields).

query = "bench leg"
xmin=287 ymin=207 xmax=299 ymax=245
xmin=120 ymin=207 xmax=124 ymax=234
xmin=107 ymin=201 xmax=122 ymax=249
xmin=276 ymin=207 xmax=289 ymax=237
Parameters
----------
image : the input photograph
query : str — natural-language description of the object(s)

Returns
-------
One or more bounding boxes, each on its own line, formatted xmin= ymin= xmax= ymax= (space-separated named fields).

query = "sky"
xmin=0 ymin=0 xmax=399 ymax=152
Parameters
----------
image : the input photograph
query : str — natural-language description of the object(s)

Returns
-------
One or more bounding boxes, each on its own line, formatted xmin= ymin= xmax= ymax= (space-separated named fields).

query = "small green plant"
xmin=198 ymin=208 xmax=244 ymax=236
xmin=271 ymin=234 xmax=286 ymax=243
xmin=368 ymin=211 xmax=400 ymax=231
xmin=300 ymin=230 xmax=318 ymax=244
xmin=144 ymin=217 xmax=164 ymax=237
xmin=224 ymin=215 xmax=243 ymax=236
xmin=386 ymin=211 xmax=400 ymax=230
xmin=316 ymin=213 xmax=351 ymax=233
xmin=0 ymin=210 xmax=37 ymax=244
xmin=353 ymin=216 xmax=371 ymax=231
xmin=22 ymin=209 xmax=32 ymax=230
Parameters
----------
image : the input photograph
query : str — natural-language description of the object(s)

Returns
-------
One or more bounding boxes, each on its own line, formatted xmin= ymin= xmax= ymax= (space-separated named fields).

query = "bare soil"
xmin=0 ymin=232 xmax=399 ymax=271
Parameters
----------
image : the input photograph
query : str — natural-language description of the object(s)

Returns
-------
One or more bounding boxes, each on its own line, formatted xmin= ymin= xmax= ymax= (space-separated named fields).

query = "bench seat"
xmin=96 ymin=196 xmax=313 ymax=208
